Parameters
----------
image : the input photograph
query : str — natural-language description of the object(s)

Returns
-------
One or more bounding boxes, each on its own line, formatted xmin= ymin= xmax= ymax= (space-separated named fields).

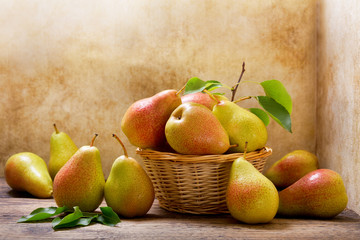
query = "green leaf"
xmin=205 ymin=83 xmax=223 ymax=92
xmin=249 ymin=108 xmax=270 ymax=126
xmin=52 ymin=206 xmax=83 ymax=229
xmin=184 ymin=78 xmax=225 ymax=95
xmin=17 ymin=206 xmax=69 ymax=223
xmin=95 ymin=207 xmax=121 ymax=227
xmin=256 ymin=96 xmax=292 ymax=133
xmin=184 ymin=77 xmax=207 ymax=95
xmin=52 ymin=216 xmax=97 ymax=230
xmin=260 ymin=80 xmax=292 ymax=114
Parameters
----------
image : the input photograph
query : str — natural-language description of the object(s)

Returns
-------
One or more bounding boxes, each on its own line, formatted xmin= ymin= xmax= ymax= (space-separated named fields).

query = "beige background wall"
xmin=1 ymin=0 xmax=339 ymax=207
xmin=317 ymin=0 xmax=360 ymax=214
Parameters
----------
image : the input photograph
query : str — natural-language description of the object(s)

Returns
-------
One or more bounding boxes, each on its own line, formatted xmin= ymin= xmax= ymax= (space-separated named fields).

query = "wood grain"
xmin=0 ymin=178 xmax=359 ymax=239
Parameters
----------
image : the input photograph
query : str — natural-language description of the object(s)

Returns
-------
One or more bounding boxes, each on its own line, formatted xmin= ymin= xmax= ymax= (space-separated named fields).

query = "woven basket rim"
xmin=136 ymin=146 xmax=272 ymax=163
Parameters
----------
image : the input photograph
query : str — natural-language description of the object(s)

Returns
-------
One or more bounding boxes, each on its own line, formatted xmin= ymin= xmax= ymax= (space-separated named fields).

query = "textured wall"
xmin=0 ymin=0 xmax=317 ymax=178
xmin=317 ymin=0 xmax=360 ymax=214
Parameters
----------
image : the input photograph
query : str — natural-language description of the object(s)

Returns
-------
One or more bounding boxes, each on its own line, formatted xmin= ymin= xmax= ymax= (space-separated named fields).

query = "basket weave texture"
xmin=136 ymin=147 xmax=272 ymax=215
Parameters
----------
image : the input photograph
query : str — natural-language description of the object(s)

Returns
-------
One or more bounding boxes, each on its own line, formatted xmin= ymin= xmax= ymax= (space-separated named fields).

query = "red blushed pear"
xmin=121 ymin=89 xmax=182 ymax=149
xmin=165 ymin=102 xmax=230 ymax=155
xmin=264 ymin=150 xmax=319 ymax=189
xmin=181 ymin=92 xmax=228 ymax=110
xmin=278 ymin=169 xmax=348 ymax=218
xmin=226 ymin=143 xmax=279 ymax=224
xmin=53 ymin=134 xmax=105 ymax=212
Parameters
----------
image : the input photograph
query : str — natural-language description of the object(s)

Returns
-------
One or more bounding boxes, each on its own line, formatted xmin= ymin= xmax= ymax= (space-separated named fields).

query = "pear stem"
xmin=112 ymin=134 xmax=128 ymax=158
xmin=53 ymin=123 xmax=59 ymax=134
xmin=90 ymin=134 xmax=98 ymax=147
xmin=233 ymin=96 xmax=252 ymax=103
xmin=229 ymin=144 xmax=238 ymax=148
xmin=243 ymin=141 xmax=248 ymax=159
xmin=203 ymin=89 xmax=220 ymax=104
xmin=176 ymin=83 xmax=187 ymax=96
xmin=231 ymin=62 xmax=246 ymax=102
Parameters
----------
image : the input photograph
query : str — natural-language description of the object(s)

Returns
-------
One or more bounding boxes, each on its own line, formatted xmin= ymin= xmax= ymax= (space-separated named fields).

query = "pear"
xmin=53 ymin=134 xmax=105 ymax=212
xmin=213 ymin=100 xmax=268 ymax=153
xmin=121 ymin=89 xmax=182 ymax=149
xmin=165 ymin=102 xmax=230 ymax=155
xmin=226 ymin=154 xmax=279 ymax=224
xmin=104 ymin=134 xmax=155 ymax=218
xmin=278 ymin=169 xmax=348 ymax=218
xmin=48 ymin=123 xmax=78 ymax=179
xmin=264 ymin=150 xmax=319 ymax=189
xmin=181 ymin=92 xmax=228 ymax=110
xmin=5 ymin=152 xmax=52 ymax=198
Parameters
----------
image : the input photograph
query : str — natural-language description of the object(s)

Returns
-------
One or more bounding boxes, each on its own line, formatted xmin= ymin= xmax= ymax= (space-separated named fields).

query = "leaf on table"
xmin=95 ymin=207 xmax=121 ymax=227
xmin=249 ymin=108 xmax=270 ymax=126
xmin=17 ymin=206 xmax=69 ymax=223
xmin=51 ymin=206 xmax=83 ymax=229
xmin=256 ymin=96 xmax=292 ymax=133
xmin=260 ymin=80 xmax=292 ymax=114
xmin=52 ymin=216 xmax=97 ymax=230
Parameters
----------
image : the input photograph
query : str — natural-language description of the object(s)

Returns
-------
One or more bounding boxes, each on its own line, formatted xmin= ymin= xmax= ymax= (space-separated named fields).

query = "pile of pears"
xmin=121 ymin=90 xmax=268 ymax=154
xmin=4 ymin=84 xmax=349 ymax=225
xmin=5 ymin=124 xmax=155 ymax=218
xmin=226 ymin=149 xmax=348 ymax=224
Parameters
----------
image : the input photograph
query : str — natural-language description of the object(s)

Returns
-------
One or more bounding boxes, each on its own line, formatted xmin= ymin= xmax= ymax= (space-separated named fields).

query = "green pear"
xmin=121 ymin=89 xmax=182 ymax=149
xmin=104 ymin=134 xmax=155 ymax=218
xmin=181 ymin=92 xmax=228 ymax=110
xmin=53 ymin=134 xmax=105 ymax=212
xmin=213 ymin=100 xmax=268 ymax=152
xmin=226 ymin=155 xmax=279 ymax=224
xmin=278 ymin=169 xmax=348 ymax=218
xmin=48 ymin=123 xmax=78 ymax=179
xmin=5 ymin=152 xmax=52 ymax=198
xmin=165 ymin=102 xmax=230 ymax=155
xmin=264 ymin=150 xmax=319 ymax=189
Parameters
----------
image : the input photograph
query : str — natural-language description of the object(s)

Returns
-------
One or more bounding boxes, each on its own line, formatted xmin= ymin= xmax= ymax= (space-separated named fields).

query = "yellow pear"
xmin=48 ymin=124 xmax=78 ymax=179
xmin=5 ymin=152 xmax=53 ymax=198
xmin=104 ymin=134 xmax=155 ymax=218
xmin=226 ymin=150 xmax=278 ymax=224
xmin=213 ymin=100 xmax=268 ymax=152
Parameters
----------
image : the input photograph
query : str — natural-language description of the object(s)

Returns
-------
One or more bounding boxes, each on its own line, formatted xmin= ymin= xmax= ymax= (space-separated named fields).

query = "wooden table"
xmin=0 ymin=178 xmax=359 ymax=239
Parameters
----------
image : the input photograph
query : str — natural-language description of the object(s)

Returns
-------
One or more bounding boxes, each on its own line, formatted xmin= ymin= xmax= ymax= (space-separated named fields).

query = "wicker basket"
xmin=136 ymin=147 xmax=272 ymax=215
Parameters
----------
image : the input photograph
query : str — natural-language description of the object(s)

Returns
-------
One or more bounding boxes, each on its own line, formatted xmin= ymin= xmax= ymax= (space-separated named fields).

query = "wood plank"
xmin=0 ymin=178 xmax=359 ymax=239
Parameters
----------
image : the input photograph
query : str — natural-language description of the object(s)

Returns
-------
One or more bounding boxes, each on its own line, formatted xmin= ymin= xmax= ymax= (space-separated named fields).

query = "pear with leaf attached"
xmin=48 ymin=123 xmax=78 ymax=179
xmin=213 ymin=100 xmax=268 ymax=153
xmin=53 ymin=134 xmax=105 ymax=212
xmin=5 ymin=152 xmax=53 ymax=198
xmin=226 ymin=144 xmax=279 ymax=224
xmin=105 ymin=134 xmax=155 ymax=218
xmin=121 ymin=89 xmax=182 ymax=149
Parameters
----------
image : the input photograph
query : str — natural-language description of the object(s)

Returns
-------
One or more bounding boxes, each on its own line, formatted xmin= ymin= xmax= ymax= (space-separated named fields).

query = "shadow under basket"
xmin=136 ymin=147 xmax=272 ymax=215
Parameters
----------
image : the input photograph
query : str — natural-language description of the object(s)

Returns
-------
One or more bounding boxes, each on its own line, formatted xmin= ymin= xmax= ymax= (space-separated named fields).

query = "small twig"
xmin=203 ymin=89 xmax=220 ymax=104
xmin=176 ymin=83 xmax=187 ymax=96
xmin=231 ymin=62 xmax=246 ymax=102
xmin=233 ymin=96 xmax=252 ymax=104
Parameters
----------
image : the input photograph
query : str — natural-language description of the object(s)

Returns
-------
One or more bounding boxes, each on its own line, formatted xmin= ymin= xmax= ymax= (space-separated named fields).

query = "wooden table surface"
xmin=0 ymin=178 xmax=359 ymax=240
